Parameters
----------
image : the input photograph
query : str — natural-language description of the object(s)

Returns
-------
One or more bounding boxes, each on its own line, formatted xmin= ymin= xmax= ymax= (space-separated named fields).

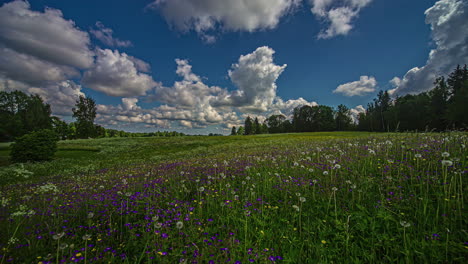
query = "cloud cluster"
xmin=309 ymin=0 xmax=373 ymax=39
xmin=391 ymin=0 xmax=468 ymax=95
xmin=333 ymin=75 xmax=377 ymax=96
xmin=148 ymin=0 xmax=301 ymax=42
xmin=0 ymin=77 xmax=84 ymax=116
xmin=0 ymin=0 xmax=92 ymax=115
xmin=90 ymin=21 xmax=132 ymax=48
xmin=0 ymin=0 xmax=93 ymax=69
xmin=82 ymin=48 xmax=157 ymax=97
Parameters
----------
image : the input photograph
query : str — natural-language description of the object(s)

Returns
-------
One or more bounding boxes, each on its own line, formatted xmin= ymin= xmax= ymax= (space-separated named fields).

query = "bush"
xmin=10 ymin=129 xmax=58 ymax=163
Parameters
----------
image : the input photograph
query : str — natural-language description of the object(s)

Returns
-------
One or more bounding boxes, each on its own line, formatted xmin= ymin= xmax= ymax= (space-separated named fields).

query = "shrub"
xmin=10 ymin=129 xmax=58 ymax=163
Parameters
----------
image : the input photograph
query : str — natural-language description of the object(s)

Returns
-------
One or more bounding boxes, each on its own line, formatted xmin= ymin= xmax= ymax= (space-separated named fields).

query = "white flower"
xmin=152 ymin=215 xmax=159 ymax=222
xmin=368 ymin=149 xmax=376 ymax=155
xmin=309 ymin=168 xmax=314 ymax=172
xmin=296 ymin=192 xmax=301 ymax=197
xmin=345 ymin=180 xmax=352 ymax=184
xmin=323 ymin=171 xmax=329 ymax=176
xmin=400 ymin=221 xmax=411 ymax=228
xmin=176 ymin=221 xmax=184 ymax=229
xmin=442 ymin=152 xmax=450 ymax=158
xmin=299 ymin=197 xmax=306 ymax=203
xmin=198 ymin=187 xmax=205 ymax=192
xmin=154 ymin=223 xmax=162 ymax=229
xmin=331 ymin=187 xmax=338 ymax=192
xmin=53 ymin=232 xmax=65 ymax=240
xmin=415 ymin=154 xmax=422 ymax=158
xmin=441 ymin=160 xmax=453 ymax=167
xmin=292 ymin=205 xmax=300 ymax=212
xmin=82 ymin=234 xmax=91 ymax=240
xmin=87 ymin=212 xmax=94 ymax=219
xmin=333 ymin=164 xmax=341 ymax=170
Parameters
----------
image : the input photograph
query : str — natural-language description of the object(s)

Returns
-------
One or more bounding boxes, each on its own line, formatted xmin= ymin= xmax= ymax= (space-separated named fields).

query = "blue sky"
xmin=1 ymin=0 xmax=467 ymax=134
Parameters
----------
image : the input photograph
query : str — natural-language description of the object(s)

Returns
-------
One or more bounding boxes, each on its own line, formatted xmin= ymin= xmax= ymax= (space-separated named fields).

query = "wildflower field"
xmin=0 ymin=132 xmax=467 ymax=263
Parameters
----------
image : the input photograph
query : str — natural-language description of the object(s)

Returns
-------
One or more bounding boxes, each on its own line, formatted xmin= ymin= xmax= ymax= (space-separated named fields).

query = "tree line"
xmin=232 ymin=65 xmax=468 ymax=135
xmin=0 ymin=93 xmax=184 ymax=142
xmin=358 ymin=65 xmax=468 ymax=132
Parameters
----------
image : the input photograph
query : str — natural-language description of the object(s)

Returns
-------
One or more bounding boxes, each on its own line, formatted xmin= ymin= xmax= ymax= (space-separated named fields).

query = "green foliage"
xmin=244 ymin=116 xmax=253 ymax=135
xmin=335 ymin=104 xmax=352 ymax=131
xmin=231 ymin=126 xmax=237 ymax=135
xmin=72 ymin=95 xmax=97 ymax=139
xmin=359 ymin=65 xmax=468 ymax=131
xmin=0 ymin=91 xmax=52 ymax=141
xmin=10 ymin=129 xmax=58 ymax=163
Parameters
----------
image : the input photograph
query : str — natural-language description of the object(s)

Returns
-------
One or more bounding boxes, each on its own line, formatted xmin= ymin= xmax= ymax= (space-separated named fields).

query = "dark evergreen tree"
xmin=254 ymin=117 xmax=260 ymax=134
xmin=446 ymin=65 xmax=468 ymax=128
xmin=244 ymin=116 xmax=253 ymax=135
xmin=231 ymin=126 xmax=237 ymax=135
xmin=335 ymin=104 xmax=352 ymax=131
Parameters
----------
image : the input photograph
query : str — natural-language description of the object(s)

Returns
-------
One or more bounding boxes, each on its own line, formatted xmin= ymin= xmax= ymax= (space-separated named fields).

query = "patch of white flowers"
xmin=36 ymin=183 xmax=60 ymax=194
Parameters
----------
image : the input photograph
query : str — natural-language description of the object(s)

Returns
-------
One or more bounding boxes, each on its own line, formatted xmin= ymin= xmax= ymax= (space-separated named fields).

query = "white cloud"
xmin=333 ymin=75 xmax=377 ymax=96
xmin=214 ymin=46 xmax=287 ymax=112
xmin=269 ymin=97 xmax=318 ymax=117
xmin=309 ymin=0 xmax=373 ymax=39
xmin=0 ymin=46 xmax=79 ymax=85
xmin=0 ymin=0 xmax=93 ymax=117
xmin=90 ymin=21 xmax=132 ymax=48
xmin=349 ymin=104 xmax=365 ymax=123
xmin=391 ymin=0 xmax=468 ymax=96
xmin=149 ymin=0 xmax=301 ymax=41
xmin=0 ymin=0 xmax=93 ymax=69
xmin=82 ymin=48 xmax=157 ymax=97
xmin=0 ymin=77 xmax=84 ymax=116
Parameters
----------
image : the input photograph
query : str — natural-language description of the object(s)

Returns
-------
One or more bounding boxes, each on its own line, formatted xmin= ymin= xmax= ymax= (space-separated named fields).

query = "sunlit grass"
xmin=0 ymin=132 xmax=466 ymax=263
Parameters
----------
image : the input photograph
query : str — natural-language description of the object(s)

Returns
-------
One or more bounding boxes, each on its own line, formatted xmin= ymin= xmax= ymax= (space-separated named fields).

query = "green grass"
xmin=0 ymin=132 xmax=466 ymax=263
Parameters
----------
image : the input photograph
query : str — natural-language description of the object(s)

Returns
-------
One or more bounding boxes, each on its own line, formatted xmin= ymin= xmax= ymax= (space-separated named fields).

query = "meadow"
xmin=0 ymin=132 xmax=466 ymax=263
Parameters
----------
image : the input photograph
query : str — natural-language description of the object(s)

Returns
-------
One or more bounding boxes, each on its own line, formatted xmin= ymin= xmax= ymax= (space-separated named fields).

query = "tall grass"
xmin=0 ymin=132 xmax=466 ymax=263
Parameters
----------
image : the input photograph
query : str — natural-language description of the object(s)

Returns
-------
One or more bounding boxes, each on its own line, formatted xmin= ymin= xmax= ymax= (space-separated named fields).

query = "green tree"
xmin=0 ymin=91 xmax=52 ymax=141
xmin=52 ymin=117 xmax=70 ymax=140
xmin=237 ymin=126 xmax=245 ymax=135
xmin=231 ymin=126 xmax=237 ymax=135
xmin=428 ymin=77 xmax=449 ymax=130
xmin=244 ymin=116 xmax=253 ymax=135
xmin=253 ymin=117 xmax=260 ymax=134
xmin=335 ymin=104 xmax=352 ymax=131
xmin=446 ymin=65 xmax=468 ymax=128
xmin=72 ymin=95 xmax=97 ymax=138
xmin=266 ymin=114 xmax=286 ymax=133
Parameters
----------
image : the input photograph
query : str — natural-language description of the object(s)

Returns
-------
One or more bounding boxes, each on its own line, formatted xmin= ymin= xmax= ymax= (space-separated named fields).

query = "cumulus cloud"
xmin=0 ymin=46 xmax=79 ymax=86
xmin=145 ymin=46 xmax=320 ymax=130
xmin=212 ymin=46 xmax=287 ymax=112
xmin=82 ymin=48 xmax=157 ymax=97
xmin=349 ymin=104 xmax=366 ymax=123
xmin=333 ymin=75 xmax=377 ymax=96
xmin=0 ymin=1 xmax=93 ymax=117
xmin=309 ymin=0 xmax=373 ymax=39
xmin=391 ymin=0 xmax=468 ymax=96
xmin=0 ymin=0 xmax=93 ymax=69
xmin=149 ymin=0 xmax=301 ymax=42
xmin=0 ymin=77 xmax=84 ymax=116
xmin=90 ymin=21 xmax=132 ymax=48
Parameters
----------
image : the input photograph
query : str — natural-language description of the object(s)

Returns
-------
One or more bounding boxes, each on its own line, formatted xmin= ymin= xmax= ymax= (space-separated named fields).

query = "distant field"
xmin=0 ymin=132 xmax=466 ymax=263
